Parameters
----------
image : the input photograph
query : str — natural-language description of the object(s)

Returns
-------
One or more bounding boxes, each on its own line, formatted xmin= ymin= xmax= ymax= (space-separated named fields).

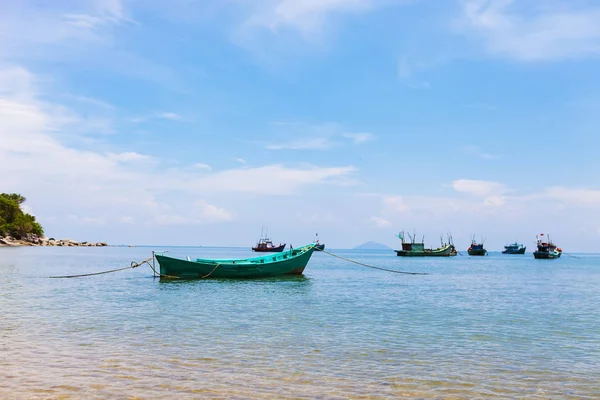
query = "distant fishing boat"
xmin=502 ymin=242 xmax=526 ymax=254
xmin=447 ymin=234 xmax=458 ymax=256
xmin=394 ymin=231 xmax=453 ymax=257
xmin=314 ymin=233 xmax=325 ymax=251
xmin=155 ymin=244 xmax=316 ymax=279
xmin=467 ymin=236 xmax=487 ymax=256
xmin=533 ymin=234 xmax=562 ymax=259
xmin=252 ymin=238 xmax=286 ymax=252
xmin=252 ymin=228 xmax=286 ymax=252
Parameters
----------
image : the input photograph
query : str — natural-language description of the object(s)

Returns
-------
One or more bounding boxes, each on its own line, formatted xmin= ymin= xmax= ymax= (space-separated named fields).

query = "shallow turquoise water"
xmin=1 ymin=247 xmax=599 ymax=399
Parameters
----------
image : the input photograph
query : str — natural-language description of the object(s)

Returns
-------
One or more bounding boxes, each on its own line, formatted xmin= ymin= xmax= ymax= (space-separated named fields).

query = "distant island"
xmin=0 ymin=193 xmax=107 ymax=247
xmin=353 ymin=241 xmax=392 ymax=250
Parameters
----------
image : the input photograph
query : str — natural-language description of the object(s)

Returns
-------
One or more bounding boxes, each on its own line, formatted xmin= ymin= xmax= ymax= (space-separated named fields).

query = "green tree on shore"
xmin=0 ymin=193 xmax=44 ymax=239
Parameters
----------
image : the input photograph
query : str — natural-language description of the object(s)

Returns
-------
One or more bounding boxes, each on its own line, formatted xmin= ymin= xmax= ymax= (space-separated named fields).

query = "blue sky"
xmin=1 ymin=0 xmax=600 ymax=251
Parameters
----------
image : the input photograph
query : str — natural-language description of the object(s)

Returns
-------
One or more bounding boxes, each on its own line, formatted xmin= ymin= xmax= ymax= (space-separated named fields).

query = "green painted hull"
xmin=155 ymin=244 xmax=316 ymax=279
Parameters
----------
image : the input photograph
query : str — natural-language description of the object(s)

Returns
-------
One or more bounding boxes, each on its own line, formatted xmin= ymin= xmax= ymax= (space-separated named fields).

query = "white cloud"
xmin=154 ymin=200 xmax=233 ymax=225
xmin=130 ymin=112 xmax=185 ymax=124
xmin=267 ymin=122 xmax=373 ymax=150
xmin=460 ymin=0 xmax=600 ymax=61
xmin=343 ymin=132 xmax=374 ymax=144
xmin=194 ymin=200 xmax=234 ymax=222
xmin=452 ymin=179 xmax=508 ymax=197
xmin=188 ymin=164 xmax=356 ymax=195
xmin=108 ymin=152 xmax=154 ymax=163
xmin=0 ymin=0 xmax=130 ymax=58
xmin=67 ymin=95 xmax=115 ymax=110
xmin=483 ymin=195 xmax=506 ymax=207
xmin=383 ymin=196 xmax=410 ymax=213
xmin=0 ymin=65 xmax=357 ymax=239
xmin=193 ymin=163 xmax=212 ymax=171
xmin=243 ymin=0 xmax=375 ymax=37
xmin=235 ymin=158 xmax=247 ymax=165
xmin=369 ymin=216 xmax=392 ymax=228
xmin=157 ymin=112 xmax=183 ymax=121
xmin=542 ymin=187 xmax=600 ymax=206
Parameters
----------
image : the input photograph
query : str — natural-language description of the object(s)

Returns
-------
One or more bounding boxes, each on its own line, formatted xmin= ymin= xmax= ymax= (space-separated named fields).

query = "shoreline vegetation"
xmin=0 ymin=193 xmax=107 ymax=248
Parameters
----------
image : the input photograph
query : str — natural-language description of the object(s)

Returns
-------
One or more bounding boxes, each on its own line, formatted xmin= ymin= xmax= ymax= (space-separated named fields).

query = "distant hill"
xmin=353 ymin=241 xmax=392 ymax=250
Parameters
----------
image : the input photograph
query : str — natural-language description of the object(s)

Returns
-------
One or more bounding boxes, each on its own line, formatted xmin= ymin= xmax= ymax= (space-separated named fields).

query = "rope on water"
xmin=563 ymin=253 xmax=582 ymax=259
xmin=46 ymin=256 xmax=155 ymax=278
xmin=316 ymin=248 xmax=428 ymax=275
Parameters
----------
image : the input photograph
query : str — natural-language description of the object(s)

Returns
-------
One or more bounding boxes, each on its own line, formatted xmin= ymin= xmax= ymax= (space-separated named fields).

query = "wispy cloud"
xmin=0 ymin=66 xmax=358 ymax=236
xmin=107 ymin=152 xmax=154 ymax=163
xmin=155 ymin=200 xmax=234 ymax=225
xmin=397 ymin=57 xmax=431 ymax=89
xmin=242 ymin=0 xmax=375 ymax=37
xmin=542 ymin=187 xmax=600 ymax=206
xmin=463 ymin=145 xmax=498 ymax=160
xmin=452 ymin=179 xmax=509 ymax=197
xmin=460 ymin=0 xmax=600 ymax=61
xmin=343 ymin=132 xmax=374 ymax=144
xmin=267 ymin=122 xmax=374 ymax=150
xmin=158 ymin=112 xmax=184 ymax=121
xmin=130 ymin=111 xmax=185 ymax=123
xmin=369 ymin=216 xmax=392 ymax=228
xmin=193 ymin=163 xmax=212 ymax=171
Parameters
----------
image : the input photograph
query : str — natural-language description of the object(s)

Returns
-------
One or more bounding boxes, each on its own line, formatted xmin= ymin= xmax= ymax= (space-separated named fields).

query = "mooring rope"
xmin=46 ymin=248 xmax=424 ymax=279
xmin=46 ymin=256 xmax=154 ymax=279
xmin=46 ymin=255 xmax=223 ymax=280
xmin=316 ymin=248 xmax=428 ymax=275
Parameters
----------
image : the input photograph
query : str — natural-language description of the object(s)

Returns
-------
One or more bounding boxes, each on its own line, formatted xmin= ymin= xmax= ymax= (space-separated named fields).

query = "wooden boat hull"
xmin=533 ymin=250 xmax=561 ymax=259
xmin=395 ymin=245 xmax=453 ymax=257
xmin=315 ymin=244 xmax=325 ymax=251
xmin=252 ymin=244 xmax=286 ymax=252
xmin=155 ymin=244 xmax=315 ymax=279
xmin=468 ymin=249 xmax=487 ymax=256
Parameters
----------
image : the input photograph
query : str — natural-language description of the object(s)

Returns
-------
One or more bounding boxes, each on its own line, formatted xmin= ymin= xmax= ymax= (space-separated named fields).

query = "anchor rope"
xmin=46 ymin=256 xmax=154 ymax=279
xmin=46 ymin=255 xmax=222 ymax=279
xmin=316 ymin=248 xmax=428 ymax=275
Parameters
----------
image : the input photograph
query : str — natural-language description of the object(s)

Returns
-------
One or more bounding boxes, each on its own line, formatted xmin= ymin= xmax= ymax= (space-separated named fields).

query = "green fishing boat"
xmin=154 ymin=244 xmax=316 ymax=279
xmin=394 ymin=231 xmax=453 ymax=257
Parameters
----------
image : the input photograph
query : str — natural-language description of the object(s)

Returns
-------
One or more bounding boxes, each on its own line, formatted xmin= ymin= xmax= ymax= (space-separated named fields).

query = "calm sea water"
xmin=1 ymin=246 xmax=599 ymax=399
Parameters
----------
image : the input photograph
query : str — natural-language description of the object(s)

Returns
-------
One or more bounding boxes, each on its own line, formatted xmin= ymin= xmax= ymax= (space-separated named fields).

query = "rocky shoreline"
xmin=0 ymin=234 xmax=107 ymax=247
